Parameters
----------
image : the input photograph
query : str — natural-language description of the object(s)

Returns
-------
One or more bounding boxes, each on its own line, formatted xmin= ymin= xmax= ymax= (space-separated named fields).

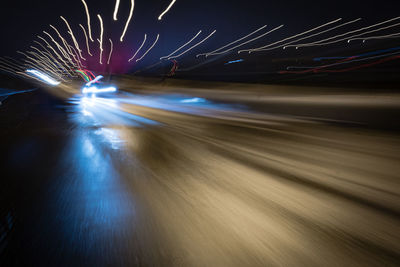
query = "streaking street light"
xmin=81 ymin=74 xmax=118 ymax=94
xmin=26 ymin=69 xmax=61 ymax=86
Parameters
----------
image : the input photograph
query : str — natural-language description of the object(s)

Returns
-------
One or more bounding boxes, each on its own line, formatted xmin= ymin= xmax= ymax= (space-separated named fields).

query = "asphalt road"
xmin=0 ymin=86 xmax=399 ymax=266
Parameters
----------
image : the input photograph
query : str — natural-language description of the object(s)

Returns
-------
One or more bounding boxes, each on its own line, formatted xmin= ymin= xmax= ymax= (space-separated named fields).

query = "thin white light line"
xmin=136 ymin=34 xmax=160 ymax=62
xmin=128 ymin=34 xmax=147 ymax=62
xmin=169 ymin=30 xmax=216 ymax=59
xmin=158 ymin=0 xmax=177 ymax=21
xmin=161 ymin=30 xmax=202 ymax=60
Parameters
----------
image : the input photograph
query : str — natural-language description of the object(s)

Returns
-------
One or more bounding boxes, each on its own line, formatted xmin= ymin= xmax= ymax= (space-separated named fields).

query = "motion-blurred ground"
xmin=0 ymin=78 xmax=399 ymax=266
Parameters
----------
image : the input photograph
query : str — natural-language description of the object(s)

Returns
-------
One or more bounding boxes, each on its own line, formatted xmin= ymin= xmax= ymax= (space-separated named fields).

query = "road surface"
xmin=0 ymin=85 xmax=399 ymax=266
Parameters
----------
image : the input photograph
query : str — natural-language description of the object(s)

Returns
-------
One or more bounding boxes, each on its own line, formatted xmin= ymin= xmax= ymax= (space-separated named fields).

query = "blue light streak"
xmin=224 ymin=59 xmax=244 ymax=65
xmin=26 ymin=69 xmax=60 ymax=86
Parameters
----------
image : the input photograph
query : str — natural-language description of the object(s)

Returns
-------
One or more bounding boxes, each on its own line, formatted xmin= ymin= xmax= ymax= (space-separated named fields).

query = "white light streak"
xmin=26 ymin=69 xmax=61 ymax=85
xmin=293 ymin=16 xmax=400 ymax=48
xmin=86 ymin=75 xmax=104 ymax=86
xmin=197 ymin=25 xmax=268 ymax=57
xmin=204 ymin=25 xmax=284 ymax=56
xmin=275 ymin=18 xmax=362 ymax=51
xmin=81 ymin=0 xmax=94 ymax=42
xmin=113 ymin=0 xmax=120 ymax=21
xmin=49 ymin=24 xmax=81 ymax=66
xmin=43 ymin=31 xmax=70 ymax=60
xmin=158 ymin=0 xmax=177 ymax=21
xmin=82 ymin=86 xmax=117 ymax=93
xmin=160 ymin=30 xmax=202 ymax=60
xmin=36 ymin=36 xmax=75 ymax=76
xmin=120 ymin=0 xmax=135 ymax=42
xmin=60 ymin=16 xmax=86 ymax=60
xmin=348 ymin=32 xmax=400 ymax=42
xmin=107 ymin=39 xmax=113 ymax=64
xmin=79 ymin=24 xmax=93 ymax=56
xmin=97 ymin=14 xmax=104 ymax=64
xmin=29 ymin=47 xmax=66 ymax=78
xmin=128 ymin=34 xmax=147 ymax=62
xmin=169 ymin=30 xmax=216 ymax=59
xmin=243 ymin=18 xmax=342 ymax=53
xmin=136 ymin=34 xmax=160 ymax=62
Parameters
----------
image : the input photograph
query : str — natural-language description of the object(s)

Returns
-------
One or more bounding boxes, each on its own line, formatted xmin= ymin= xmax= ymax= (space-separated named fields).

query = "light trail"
xmin=79 ymin=24 xmax=93 ymax=56
xmin=254 ymin=18 xmax=362 ymax=52
xmin=136 ymin=34 xmax=160 ymax=62
xmin=0 ymin=65 xmax=19 ymax=75
xmin=0 ymin=57 xmax=24 ymax=71
xmin=348 ymin=32 xmax=400 ymax=42
xmin=283 ymin=50 xmax=400 ymax=73
xmin=120 ymin=0 xmax=135 ymax=42
xmin=203 ymin=25 xmax=284 ymax=56
xmin=113 ymin=0 xmax=120 ymax=21
xmin=30 ymin=46 xmax=63 ymax=72
xmin=353 ymin=33 xmax=400 ymax=42
xmin=107 ymin=39 xmax=113 ymax=64
xmin=158 ymin=0 xmax=177 ymax=21
xmin=292 ymin=16 xmax=400 ymax=48
xmin=22 ymin=53 xmax=63 ymax=80
xmin=26 ymin=69 xmax=61 ymax=85
xmin=82 ymin=86 xmax=117 ymax=93
xmin=224 ymin=59 xmax=244 ymax=65
xmin=169 ymin=30 xmax=217 ymax=59
xmin=26 ymin=51 xmax=63 ymax=76
xmin=34 ymin=39 xmax=74 ymax=77
xmin=42 ymin=31 xmax=76 ymax=68
xmin=160 ymin=30 xmax=202 ymax=60
xmin=241 ymin=18 xmax=342 ymax=53
xmin=43 ymin=31 xmax=70 ymax=60
xmin=60 ymin=16 xmax=86 ymax=60
xmin=197 ymin=25 xmax=268 ymax=57
xmin=128 ymin=34 xmax=147 ymax=62
xmin=97 ymin=14 xmax=104 ymax=65
xmin=81 ymin=0 xmax=94 ymax=42
xmin=49 ymin=24 xmax=73 ymax=55
xmin=85 ymin=75 xmax=103 ymax=86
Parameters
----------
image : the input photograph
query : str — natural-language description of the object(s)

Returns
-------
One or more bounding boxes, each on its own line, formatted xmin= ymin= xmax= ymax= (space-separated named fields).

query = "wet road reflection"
xmin=1 ymin=90 xmax=400 ymax=266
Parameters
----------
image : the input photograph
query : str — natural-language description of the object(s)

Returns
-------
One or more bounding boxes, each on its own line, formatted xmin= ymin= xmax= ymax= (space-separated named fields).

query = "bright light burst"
xmin=292 ymin=16 xmax=400 ymax=49
xmin=243 ymin=18 xmax=343 ymax=53
xmin=158 ymin=0 xmax=177 ymax=21
xmin=82 ymin=86 xmax=117 ymax=94
xmin=197 ymin=25 xmax=268 ymax=57
xmin=202 ymin=25 xmax=284 ymax=57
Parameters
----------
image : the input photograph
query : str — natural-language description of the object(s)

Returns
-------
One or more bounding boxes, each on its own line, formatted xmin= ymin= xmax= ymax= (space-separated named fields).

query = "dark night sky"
xmin=1 ymin=0 xmax=400 ymax=73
